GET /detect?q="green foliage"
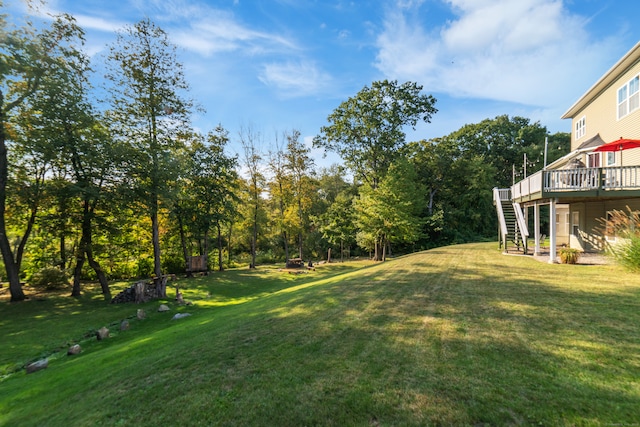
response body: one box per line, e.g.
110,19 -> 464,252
599,207 -> 640,271
136,257 -> 153,278
161,253 -> 186,275
354,158 -> 425,259
106,18 -> 194,280
29,267 -> 70,290
314,79 -> 437,189
0,11 -> 580,297
559,248 -> 581,264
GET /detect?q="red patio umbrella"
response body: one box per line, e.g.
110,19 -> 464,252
593,138 -> 640,165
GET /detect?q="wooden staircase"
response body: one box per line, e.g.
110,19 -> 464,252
493,188 -> 528,254
500,200 -> 527,252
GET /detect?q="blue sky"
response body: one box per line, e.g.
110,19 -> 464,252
8,0 -> 640,166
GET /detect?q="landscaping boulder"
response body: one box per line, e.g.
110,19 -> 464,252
158,304 -> 170,312
137,309 -> 146,320
96,327 -> 110,341
26,359 -> 48,374
67,344 -> 81,355
171,313 -> 192,320
120,320 -> 130,331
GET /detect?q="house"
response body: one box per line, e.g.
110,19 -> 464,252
494,41 -> 640,262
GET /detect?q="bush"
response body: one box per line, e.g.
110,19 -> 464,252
609,235 -> 640,272
30,267 -> 70,290
598,207 -> 640,272
559,248 -> 581,264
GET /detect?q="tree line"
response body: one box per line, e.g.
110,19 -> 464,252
0,9 -> 570,302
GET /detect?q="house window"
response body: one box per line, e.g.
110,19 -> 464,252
617,74 -> 640,119
571,211 -> 579,236
575,116 -> 586,140
587,152 -> 600,168
607,151 -> 616,166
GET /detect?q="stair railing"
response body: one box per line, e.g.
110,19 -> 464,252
512,202 -> 529,253
493,188 -> 509,250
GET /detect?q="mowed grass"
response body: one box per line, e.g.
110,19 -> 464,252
1,243 -> 639,426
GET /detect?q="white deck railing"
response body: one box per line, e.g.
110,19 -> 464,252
511,166 -> 640,199
544,168 -> 600,191
492,188 -> 508,240
512,170 -> 543,199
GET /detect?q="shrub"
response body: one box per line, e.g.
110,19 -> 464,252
597,207 -> 640,272
30,267 -> 70,290
559,248 -> 581,264
608,235 -> 640,272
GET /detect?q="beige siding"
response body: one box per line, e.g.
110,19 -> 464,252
556,205 -> 570,246
570,58 -> 640,160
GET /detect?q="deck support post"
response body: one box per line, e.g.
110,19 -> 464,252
534,202 -> 541,256
549,198 -> 557,263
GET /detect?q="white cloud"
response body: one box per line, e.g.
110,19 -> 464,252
73,14 -> 127,33
133,1 -> 297,57
258,61 -> 332,97
375,0 -> 619,109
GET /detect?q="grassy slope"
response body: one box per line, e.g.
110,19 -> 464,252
1,243 -> 639,426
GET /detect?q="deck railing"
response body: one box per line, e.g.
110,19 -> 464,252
512,170 -> 543,199
511,166 -> 640,199
544,168 -> 600,191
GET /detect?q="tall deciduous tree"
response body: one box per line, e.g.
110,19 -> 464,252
450,115 -> 549,188
0,9 -> 84,301
267,132 -> 293,262
314,80 -> 436,259
354,158 -> 425,261
181,126 -> 239,273
106,19 -> 193,297
313,80 -> 437,189
20,20 -> 117,299
284,129 -> 316,259
239,125 -> 264,269
318,189 -> 356,262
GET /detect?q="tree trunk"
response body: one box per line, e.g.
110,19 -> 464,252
217,222 -> 224,271
59,233 -> 66,270
283,230 -> 289,263
87,247 -> 110,301
327,247 -> 332,263
151,202 -> 163,279
0,97 -> 25,301
227,222 -> 233,267
203,229 -> 209,276
250,203 -> 257,269
71,249 -> 85,297
428,188 -> 437,215
71,198 -> 110,299
340,240 -> 344,263
15,179 -> 41,273
177,212 -> 191,277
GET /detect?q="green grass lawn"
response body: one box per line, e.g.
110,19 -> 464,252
1,243 -> 639,426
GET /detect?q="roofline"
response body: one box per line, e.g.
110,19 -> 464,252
561,41 -> 640,120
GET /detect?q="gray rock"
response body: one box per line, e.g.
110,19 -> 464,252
171,313 -> 192,320
26,359 -> 48,374
96,326 -> 110,341
67,344 -> 81,356
158,304 -> 170,312
137,309 -> 146,320
120,320 -> 130,331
